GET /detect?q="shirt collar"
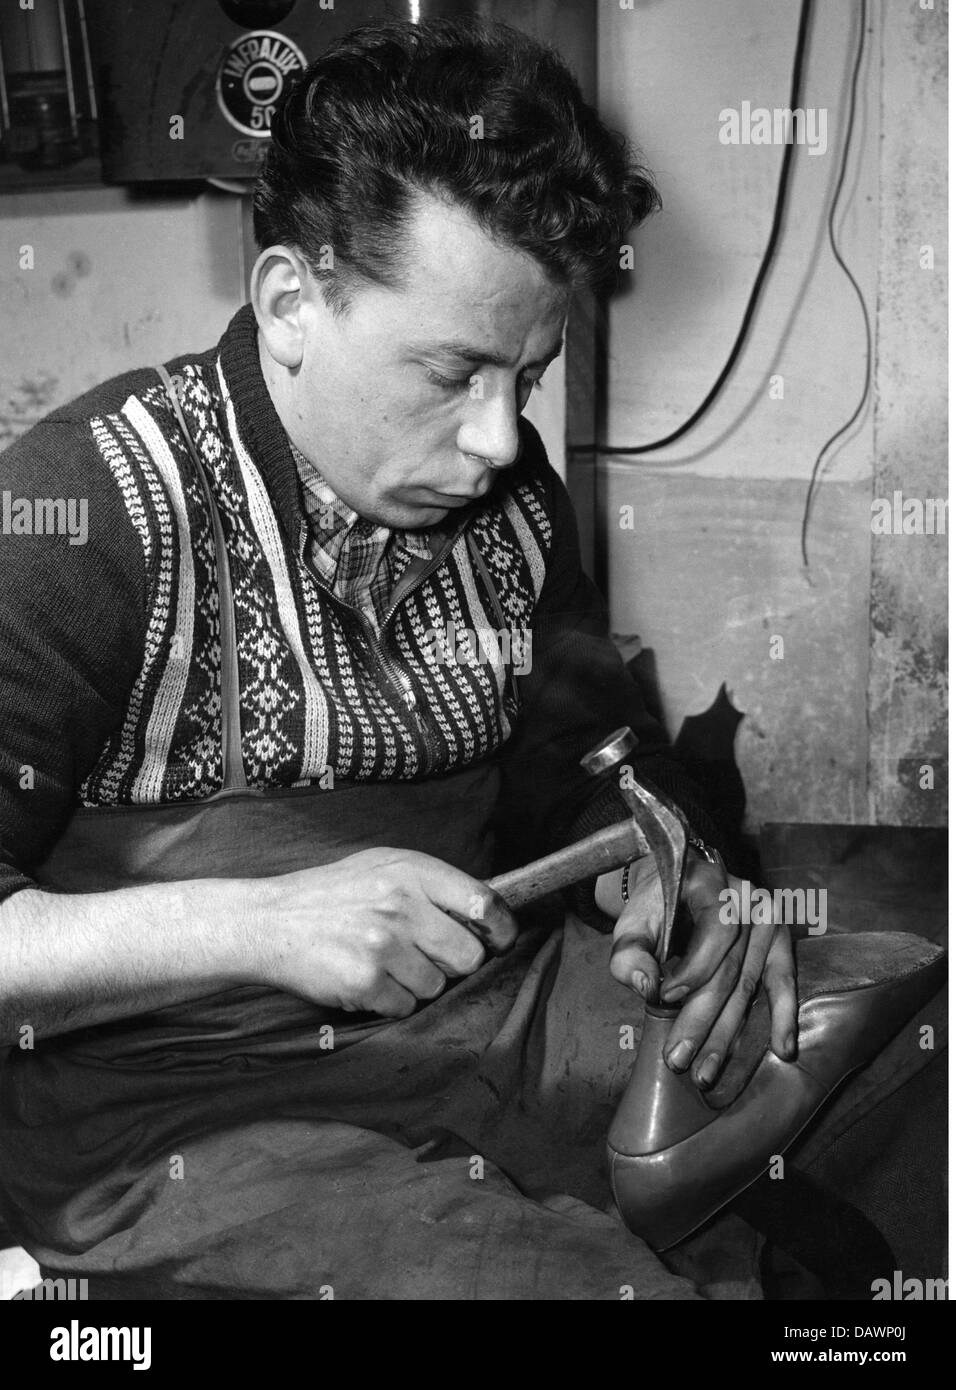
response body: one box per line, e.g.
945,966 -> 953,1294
290,436 -> 431,570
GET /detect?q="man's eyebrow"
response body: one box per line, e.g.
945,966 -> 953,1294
412,338 -> 565,369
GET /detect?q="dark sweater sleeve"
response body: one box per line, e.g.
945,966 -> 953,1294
0,420 -> 146,902
493,424 -> 735,928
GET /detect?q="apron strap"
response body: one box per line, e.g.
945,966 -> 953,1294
154,365 -> 248,794
466,531 -> 522,715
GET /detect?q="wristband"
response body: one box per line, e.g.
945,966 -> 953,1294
687,834 -> 727,874
621,835 -> 725,904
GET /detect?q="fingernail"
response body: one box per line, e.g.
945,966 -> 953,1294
784,1032 -> 797,1059
661,984 -> 689,1004
631,970 -> 649,998
695,1052 -> 721,1088
666,1039 -> 696,1071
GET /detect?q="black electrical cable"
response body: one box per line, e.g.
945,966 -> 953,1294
799,0 -> 870,570
570,0 -> 814,458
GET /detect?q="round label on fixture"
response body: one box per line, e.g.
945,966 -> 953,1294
217,30 -> 307,137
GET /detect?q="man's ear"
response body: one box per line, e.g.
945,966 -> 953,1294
250,246 -> 314,370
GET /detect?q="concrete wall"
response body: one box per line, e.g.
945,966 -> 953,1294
868,0 -> 948,824
1,188 -> 245,447
597,0 -> 946,829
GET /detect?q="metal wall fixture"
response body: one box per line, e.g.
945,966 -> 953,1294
0,0 -> 98,180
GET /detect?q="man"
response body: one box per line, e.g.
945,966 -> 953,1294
0,18 -> 936,1300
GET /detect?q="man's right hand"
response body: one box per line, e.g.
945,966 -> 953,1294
250,848 -> 519,1019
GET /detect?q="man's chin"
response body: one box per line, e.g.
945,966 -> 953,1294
380,497 -> 454,529
371,486 -> 488,529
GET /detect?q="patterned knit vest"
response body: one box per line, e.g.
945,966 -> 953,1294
78,340 -> 554,806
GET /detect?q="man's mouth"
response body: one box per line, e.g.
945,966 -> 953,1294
417,484 -> 493,506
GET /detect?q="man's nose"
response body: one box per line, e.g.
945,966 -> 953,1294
457,390 -> 522,471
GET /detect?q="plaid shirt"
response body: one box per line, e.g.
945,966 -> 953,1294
291,442 -> 432,632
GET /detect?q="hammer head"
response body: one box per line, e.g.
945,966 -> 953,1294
618,777 -> 690,965
581,728 -> 691,966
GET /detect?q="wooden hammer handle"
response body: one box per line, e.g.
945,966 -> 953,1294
487,819 -> 644,911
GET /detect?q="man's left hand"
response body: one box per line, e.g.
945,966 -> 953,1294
606,853 -> 798,1090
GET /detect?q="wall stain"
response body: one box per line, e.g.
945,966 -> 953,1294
50,272 -> 74,298
907,0 -> 947,90
0,375 -> 61,449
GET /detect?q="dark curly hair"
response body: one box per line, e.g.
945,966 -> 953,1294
253,16 -> 659,311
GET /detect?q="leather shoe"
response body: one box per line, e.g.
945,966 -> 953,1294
608,931 -> 945,1251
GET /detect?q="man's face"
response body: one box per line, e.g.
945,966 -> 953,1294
272,193 -> 569,528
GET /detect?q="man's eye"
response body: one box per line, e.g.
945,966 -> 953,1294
423,369 -> 545,393
425,369 -> 471,391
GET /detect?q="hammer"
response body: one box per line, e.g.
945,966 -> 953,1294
485,727 -> 690,967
